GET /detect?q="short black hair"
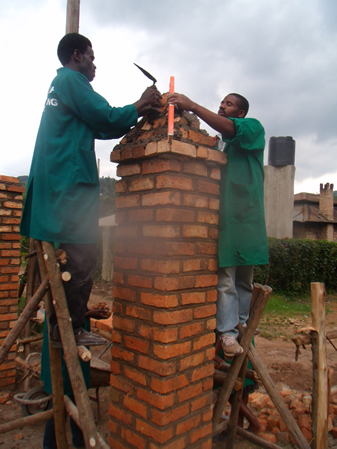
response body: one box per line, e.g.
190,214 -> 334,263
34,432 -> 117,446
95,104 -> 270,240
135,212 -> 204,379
229,93 -> 249,116
57,33 -> 92,66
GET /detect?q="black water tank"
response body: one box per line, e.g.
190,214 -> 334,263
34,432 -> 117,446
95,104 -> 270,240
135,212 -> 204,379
268,136 -> 295,166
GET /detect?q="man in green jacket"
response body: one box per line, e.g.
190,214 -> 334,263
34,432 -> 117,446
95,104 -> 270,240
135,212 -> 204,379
168,92 -> 268,357
21,33 -> 161,347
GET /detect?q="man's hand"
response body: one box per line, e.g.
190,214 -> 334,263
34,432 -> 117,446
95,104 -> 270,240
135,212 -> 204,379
167,93 -> 196,112
134,86 -> 162,116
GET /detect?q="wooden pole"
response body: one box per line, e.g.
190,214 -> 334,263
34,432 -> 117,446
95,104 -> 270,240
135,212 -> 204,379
0,409 -> 54,434
311,282 -> 328,449
66,0 -> 80,34
41,241 -> 101,449
35,241 -> 68,449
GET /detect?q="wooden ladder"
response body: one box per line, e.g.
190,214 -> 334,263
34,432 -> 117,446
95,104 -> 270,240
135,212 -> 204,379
212,283 -> 311,449
0,240 -> 109,449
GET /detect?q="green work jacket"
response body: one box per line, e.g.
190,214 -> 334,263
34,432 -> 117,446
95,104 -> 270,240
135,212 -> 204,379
218,117 -> 269,268
20,67 -> 138,244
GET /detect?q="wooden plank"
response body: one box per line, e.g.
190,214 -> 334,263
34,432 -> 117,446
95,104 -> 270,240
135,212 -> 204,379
311,282 -> 328,449
66,0 -> 80,33
0,409 -> 54,433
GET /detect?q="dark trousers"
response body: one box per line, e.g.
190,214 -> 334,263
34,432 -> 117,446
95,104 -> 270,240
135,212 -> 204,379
49,243 -> 97,331
43,396 -> 84,449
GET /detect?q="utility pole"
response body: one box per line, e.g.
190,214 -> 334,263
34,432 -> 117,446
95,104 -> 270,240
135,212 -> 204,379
66,0 -> 80,33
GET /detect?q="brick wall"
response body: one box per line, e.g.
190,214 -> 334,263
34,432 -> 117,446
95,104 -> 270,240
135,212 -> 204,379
109,99 -> 226,448
319,183 -> 334,221
0,175 -> 25,389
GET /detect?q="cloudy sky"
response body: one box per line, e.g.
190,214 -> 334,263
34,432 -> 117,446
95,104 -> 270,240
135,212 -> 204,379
1,0 -> 336,194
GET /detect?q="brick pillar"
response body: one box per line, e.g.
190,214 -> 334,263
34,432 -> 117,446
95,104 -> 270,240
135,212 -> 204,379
109,100 -> 226,448
319,183 -> 334,221
0,175 -> 25,389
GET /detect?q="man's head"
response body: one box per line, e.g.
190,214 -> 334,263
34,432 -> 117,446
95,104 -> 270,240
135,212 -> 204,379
218,93 -> 249,118
57,33 -> 96,82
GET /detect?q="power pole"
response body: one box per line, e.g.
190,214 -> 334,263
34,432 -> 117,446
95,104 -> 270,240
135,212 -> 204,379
66,0 -> 80,34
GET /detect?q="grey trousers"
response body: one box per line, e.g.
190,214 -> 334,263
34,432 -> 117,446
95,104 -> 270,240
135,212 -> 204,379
216,265 -> 254,338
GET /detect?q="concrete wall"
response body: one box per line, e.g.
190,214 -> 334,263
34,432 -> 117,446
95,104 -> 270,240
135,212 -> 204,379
264,165 -> 295,239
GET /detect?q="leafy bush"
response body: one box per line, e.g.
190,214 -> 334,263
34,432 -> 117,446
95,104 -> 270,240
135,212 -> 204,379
253,238 -> 337,295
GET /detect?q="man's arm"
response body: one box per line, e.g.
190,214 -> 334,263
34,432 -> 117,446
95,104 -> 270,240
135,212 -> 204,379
167,93 -> 236,138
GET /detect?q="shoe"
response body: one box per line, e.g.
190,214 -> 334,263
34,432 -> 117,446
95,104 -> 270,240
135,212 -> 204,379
219,335 -> 243,358
50,327 -> 106,348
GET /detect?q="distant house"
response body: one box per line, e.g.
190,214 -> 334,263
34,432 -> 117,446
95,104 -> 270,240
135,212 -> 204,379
293,183 -> 337,242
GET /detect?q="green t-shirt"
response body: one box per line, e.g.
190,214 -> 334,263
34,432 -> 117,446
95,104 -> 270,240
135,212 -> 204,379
218,117 -> 269,267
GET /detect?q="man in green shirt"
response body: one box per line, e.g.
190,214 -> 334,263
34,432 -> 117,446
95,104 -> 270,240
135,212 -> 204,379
168,92 -> 268,357
21,33 -> 161,347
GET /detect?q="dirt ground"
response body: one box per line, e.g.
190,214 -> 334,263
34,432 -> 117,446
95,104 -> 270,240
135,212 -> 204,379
1,284 -> 337,449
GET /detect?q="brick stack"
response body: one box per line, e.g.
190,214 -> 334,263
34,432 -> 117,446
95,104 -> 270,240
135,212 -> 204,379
109,96 -> 226,448
0,175 -> 24,389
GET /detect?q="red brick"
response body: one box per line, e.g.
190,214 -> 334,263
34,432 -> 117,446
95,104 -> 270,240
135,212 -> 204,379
155,242 -> 194,256
179,352 -> 205,371
113,316 -> 136,333
206,290 -> 217,303
182,259 -> 208,273
182,225 -> 208,239
114,225 -> 139,239
181,291 -> 206,305
189,423 -> 213,444
1,250 -> 20,257
191,364 -> 214,383
183,193 -> 209,209
148,438 -> 186,449
142,191 -> 181,207
142,224 -> 180,239
112,286 -> 136,302
151,403 -> 189,426
129,177 -> 155,192
123,366 -> 147,386
132,145 -> 146,159
110,360 -> 121,375
138,355 -> 176,377
113,271 -> 124,285
182,161 -> 208,177
193,334 -> 215,351
209,197 -> 220,210
120,428 -> 146,449
196,242 -> 217,255
154,276 -> 195,291
129,209 -> 154,222
196,211 -> 218,225
208,259 -> 218,272
153,309 -> 193,325
142,159 -> 181,174
1,234 -> 21,241
170,140 -> 196,158
140,292 -> 179,308
0,176 -> 19,183
2,218 -> 21,225
178,383 -> 203,403
116,163 -> 141,177
124,336 -> 149,354
194,304 -> 216,319
127,241 -> 154,255
0,267 -> 19,274
140,259 -> 180,275
150,374 -> 189,394
179,322 -> 204,339
156,208 -> 195,223
209,227 -> 219,240
115,195 -> 140,209
114,256 -> 138,270
209,167 -> 221,180
138,324 -> 178,343
0,243 -> 11,249
190,392 -> 213,412
0,226 -> 12,233
2,201 -> 22,209
195,275 -> 218,288
135,418 -> 173,444
153,341 -> 191,360
156,174 -> 193,191
176,414 -> 201,435
123,395 -> 147,419
111,330 -> 122,344
110,374 -> 134,394
109,403 -> 133,426
115,180 -> 126,193
12,210 -> 22,217
137,387 -> 175,410
188,130 -> 214,147
111,346 -> 135,363
127,274 -> 152,288
125,305 -> 152,321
